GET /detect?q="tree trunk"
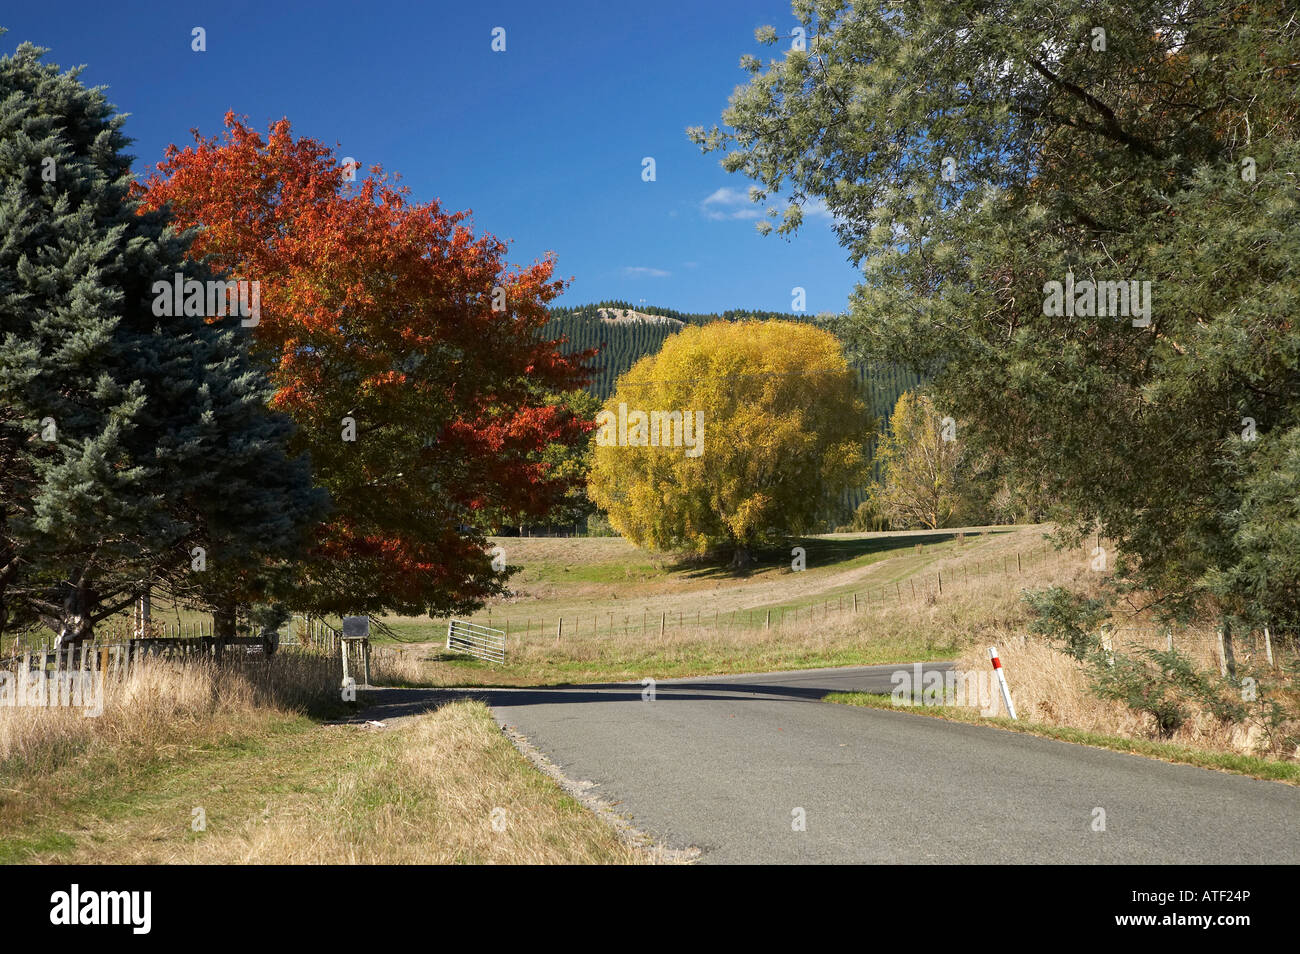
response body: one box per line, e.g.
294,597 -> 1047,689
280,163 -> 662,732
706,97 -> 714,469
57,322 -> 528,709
0,544 -> 17,639
54,576 -> 95,648
729,545 -> 752,570
1222,616 -> 1237,680
213,600 -> 238,660
139,587 -> 152,637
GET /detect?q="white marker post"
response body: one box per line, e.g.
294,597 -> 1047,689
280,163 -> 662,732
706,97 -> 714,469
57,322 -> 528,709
988,646 -> 1017,720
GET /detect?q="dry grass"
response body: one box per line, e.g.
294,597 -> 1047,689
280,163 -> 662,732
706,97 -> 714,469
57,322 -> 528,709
368,645 -> 436,686
371,530 -> 1089,686
956,628 -> 1300,760
125,701 -> 644,865
0,654 -> 642,864
383,524 -> 1041,639
0,652 -> 339,778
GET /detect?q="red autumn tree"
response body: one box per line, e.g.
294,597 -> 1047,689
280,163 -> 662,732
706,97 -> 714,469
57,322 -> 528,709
136,113 -> 592,617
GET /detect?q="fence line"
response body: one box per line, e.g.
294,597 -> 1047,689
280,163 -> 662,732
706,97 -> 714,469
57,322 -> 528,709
0,619 -> 349,684
0,638 -> 238,686
465,541 -> 1107,648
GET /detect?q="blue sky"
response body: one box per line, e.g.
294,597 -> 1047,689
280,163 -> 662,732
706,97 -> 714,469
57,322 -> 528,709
3,0 -> 863,315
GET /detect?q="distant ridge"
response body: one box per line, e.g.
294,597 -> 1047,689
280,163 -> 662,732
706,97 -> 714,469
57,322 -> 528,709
592,306 -> 685,327
548,298 -> 807,327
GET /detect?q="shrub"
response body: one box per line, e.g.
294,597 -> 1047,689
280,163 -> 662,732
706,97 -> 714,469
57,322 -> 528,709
1023,586 -> 1110,660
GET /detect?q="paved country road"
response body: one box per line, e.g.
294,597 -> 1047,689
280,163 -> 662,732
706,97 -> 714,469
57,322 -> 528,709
356,664 -> 1300,864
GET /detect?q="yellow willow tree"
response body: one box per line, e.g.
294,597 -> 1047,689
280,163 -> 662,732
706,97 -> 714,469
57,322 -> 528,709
587,320 -> 872,568
870,391 -> 964,530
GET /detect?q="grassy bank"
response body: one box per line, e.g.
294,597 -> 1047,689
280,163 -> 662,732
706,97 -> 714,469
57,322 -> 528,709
825,691 -> 1300,785
372,525 -> 1079,686
0,658 -> 641,864
382,525 -> 1033,643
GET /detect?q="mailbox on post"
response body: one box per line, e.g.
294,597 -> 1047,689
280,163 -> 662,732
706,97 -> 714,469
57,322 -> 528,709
340,616 -> 371,688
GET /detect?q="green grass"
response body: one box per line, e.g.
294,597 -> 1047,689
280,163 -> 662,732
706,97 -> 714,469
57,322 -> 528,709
0,710 -> 314,862
375,525 -> 1041,644
418,640 -> 963,687
825,691 -> 1300,785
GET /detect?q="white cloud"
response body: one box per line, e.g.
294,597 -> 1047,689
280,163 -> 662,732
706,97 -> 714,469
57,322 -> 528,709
622,266 -> 671,278
700,186 -> 762,221
803,196 -> 834,220
701,187 -> 840,227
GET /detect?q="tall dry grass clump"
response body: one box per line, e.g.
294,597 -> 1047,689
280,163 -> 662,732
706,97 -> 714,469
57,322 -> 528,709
0,651 -> 340,781
367,645 -> 434,686
957,626 -> 1300,760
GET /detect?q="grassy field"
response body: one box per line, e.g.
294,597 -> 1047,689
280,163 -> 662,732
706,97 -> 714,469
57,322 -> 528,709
370,525 -> 1070,685
0,659 -> 640,864
390,525 -> 1032,638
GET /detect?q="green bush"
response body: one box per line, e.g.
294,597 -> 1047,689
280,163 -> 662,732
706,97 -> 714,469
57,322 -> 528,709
1022,586 -> 1110,660
1088,647 -> 1210,738
585,511 -> 619,537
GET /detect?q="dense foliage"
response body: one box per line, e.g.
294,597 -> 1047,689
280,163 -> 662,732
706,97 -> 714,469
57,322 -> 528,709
546,302 -> 924,517
136,115 -> 592,619
587,320 -> 873,565
692,0 -> 1300,632
0,39 -> 322,642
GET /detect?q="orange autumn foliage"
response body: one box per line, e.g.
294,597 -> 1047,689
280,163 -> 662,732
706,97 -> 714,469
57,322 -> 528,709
135,113 -> 592,615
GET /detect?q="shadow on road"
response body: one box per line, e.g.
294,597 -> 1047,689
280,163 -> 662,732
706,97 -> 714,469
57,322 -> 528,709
345,662 -> 956,723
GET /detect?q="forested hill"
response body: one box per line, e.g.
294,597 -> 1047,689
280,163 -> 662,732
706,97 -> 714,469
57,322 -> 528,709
543,302 -> 925,507
544,300 -> 837,397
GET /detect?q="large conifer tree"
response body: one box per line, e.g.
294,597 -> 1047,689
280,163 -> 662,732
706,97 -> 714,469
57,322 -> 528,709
0,34 -> 324,643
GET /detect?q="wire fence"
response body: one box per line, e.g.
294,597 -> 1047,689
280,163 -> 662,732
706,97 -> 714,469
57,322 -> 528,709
1,614 -> 348,665
464,541 -> 1093,648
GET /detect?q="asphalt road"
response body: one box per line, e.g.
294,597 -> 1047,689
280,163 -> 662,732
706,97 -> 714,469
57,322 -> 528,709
357,664 -> 1300,864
